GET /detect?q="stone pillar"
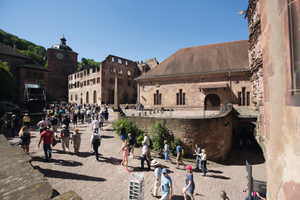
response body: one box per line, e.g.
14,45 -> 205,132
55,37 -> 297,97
113,77 -> 120,121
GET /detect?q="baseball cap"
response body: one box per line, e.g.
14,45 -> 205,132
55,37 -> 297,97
185,165 -> 192,170
162,168 -> 167,174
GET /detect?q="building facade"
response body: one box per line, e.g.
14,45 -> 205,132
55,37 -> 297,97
47,37 -> 78,101
258,0 -> 300,199
135,40 -> 252,112
0,42 -> 49,99
68,55 -> 140,105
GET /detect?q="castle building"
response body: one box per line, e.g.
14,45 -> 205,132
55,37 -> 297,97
135,40 -> 252,112
47,37 -> 78,101
68,55 -> 140,105
0,42 -> 49,95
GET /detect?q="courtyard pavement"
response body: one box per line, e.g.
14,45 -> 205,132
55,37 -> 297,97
7,109 -> 266,200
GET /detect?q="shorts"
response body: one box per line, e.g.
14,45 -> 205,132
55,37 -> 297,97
185,185 -> 194,194
99,122 -> 103,127
22,140 -> 30,146
121,134 -> 126,140
177,154 -> 182,161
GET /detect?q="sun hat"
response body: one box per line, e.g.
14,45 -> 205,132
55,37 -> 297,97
185,165 -> 192,170
162,168 -> 167,174
151,159 -> 159,166
62,124 -> 67,128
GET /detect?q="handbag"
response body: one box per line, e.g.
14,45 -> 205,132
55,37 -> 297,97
52,139 -> 58,147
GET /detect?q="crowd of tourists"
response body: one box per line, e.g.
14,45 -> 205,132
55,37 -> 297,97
0,101 -> 266,200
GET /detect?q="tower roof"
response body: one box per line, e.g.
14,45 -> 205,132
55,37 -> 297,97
50,36 -> 74,52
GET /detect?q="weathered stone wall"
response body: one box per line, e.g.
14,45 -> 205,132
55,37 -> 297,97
127,108 -> 233,161
260,0 -> 300,199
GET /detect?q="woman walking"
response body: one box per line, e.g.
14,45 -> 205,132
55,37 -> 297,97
19,126 -> 31,154
164,140 -> 172,162
182,165 -> 195,200
200,149 -> 207,176
117,140 -> 130,172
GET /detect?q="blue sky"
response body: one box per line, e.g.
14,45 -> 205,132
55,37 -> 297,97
0,0 -> 249,63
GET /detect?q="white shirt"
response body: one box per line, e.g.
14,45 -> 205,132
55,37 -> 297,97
86,110 -> 92,115
143,136 -> 150,146
92,120 -> 99,128
91,133 -> 101,140
200,153 -> 207,161
142,145 -> 148,155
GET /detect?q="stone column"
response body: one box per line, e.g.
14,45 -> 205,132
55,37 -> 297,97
113,77 -> 120,121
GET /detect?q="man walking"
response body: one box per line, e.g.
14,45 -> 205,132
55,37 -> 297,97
128,133 -> 136,157
120,124 -> 126,142
50,115 -> 58,138
193,144 -> 201,170
174,142 -> 185,169
11,114 -> 20,137
38,127 -> 54,162
151,159 -> 162,198
91,117 -> 100,133
91,130 -> 101,161
160,168 -> 172,200
140,141 -> 150,170
60,125 -> 70,153
143,133 -> 151,160
62,115 -> 70,129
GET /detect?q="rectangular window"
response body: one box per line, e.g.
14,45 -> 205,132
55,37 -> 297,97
92,68 -> 96,73
84,81 -> 86,86
39,73 -> 44,79
128,80 -> 131,86
93,78 -> 95,84
26,71 -> 31,79
33,72 -> 38,79
118,58 -> 122,64
112,57 -> 114,62
97,77 -> 100,83
117,68 -> 122,74
87,80 -> 90,85
238,92 -> 242,106
84,71 -> 86,76
242,87 -> 246,106
154,90 -> 162,105
110,68 -> 115,73
176,89 -> 185,105
247,92 -> 250,106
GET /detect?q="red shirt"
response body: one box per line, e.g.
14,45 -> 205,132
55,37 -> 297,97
40,130 -> 53,144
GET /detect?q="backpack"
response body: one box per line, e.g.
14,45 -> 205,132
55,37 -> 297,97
22,132 -> 30,141
92,134 -> 101,146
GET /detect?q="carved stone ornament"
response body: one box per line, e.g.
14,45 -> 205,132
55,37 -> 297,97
155,82 -> 160,88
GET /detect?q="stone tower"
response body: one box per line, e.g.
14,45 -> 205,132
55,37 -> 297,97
47,36 -> 78,101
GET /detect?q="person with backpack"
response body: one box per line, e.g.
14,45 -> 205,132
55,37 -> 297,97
19,126 -> 31,154
60,125 -> 70,153
50,115 -> 59,139
62,115 -> 71,129
117,140 -> 130,172
91,130 -> 101,161
174,142 -> 185,169
37,118 -> 47,134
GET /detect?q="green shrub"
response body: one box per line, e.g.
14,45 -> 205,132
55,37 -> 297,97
113,118 -> 144,146
149,121 -> 181,155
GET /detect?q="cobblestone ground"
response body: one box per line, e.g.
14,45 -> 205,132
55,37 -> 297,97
7,109 -> 266,200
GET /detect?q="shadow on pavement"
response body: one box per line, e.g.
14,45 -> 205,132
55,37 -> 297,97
218,149 -> 265,166
207,169 -> 223,174
75,151 -> 94,158
206,174 -> 231,180
98,156 -> 123,165
101,135 -> 114,139
131,167 -> 151,172
31,156 -> 83,167
33,166 -> 106,182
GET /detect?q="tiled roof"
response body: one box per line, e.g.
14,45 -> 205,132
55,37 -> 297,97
0,42 -> 29,59
18,60 -> 49,71
136,40 -> 249,80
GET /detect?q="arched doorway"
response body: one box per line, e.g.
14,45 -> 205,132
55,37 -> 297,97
86,91 -> 89,104
204,94 -> 220,110
93,91 -> 97,104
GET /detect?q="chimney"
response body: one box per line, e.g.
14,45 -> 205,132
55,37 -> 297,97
13,43 -> 16,50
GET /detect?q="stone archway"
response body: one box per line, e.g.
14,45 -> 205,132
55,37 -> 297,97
204,93 -> 220,110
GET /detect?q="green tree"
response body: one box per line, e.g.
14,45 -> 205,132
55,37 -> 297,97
0,60 -> 17,101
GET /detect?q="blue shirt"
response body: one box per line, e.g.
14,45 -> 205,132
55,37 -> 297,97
161,174 -> 172,194
176,145 -> 182,155
185,173 -> 195,188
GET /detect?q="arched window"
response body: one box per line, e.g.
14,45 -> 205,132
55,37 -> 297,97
204,94 -> 220,110
70,95 -> 73,101
93,90 -> 97,103
86,91 -> 89,103
75,94 -> 78,101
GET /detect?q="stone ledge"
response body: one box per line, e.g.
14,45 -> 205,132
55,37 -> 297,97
0,134 -> 82,200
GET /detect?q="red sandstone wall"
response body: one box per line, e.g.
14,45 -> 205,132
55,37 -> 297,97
261,0 -> 300,199
127,109 -> 233,161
